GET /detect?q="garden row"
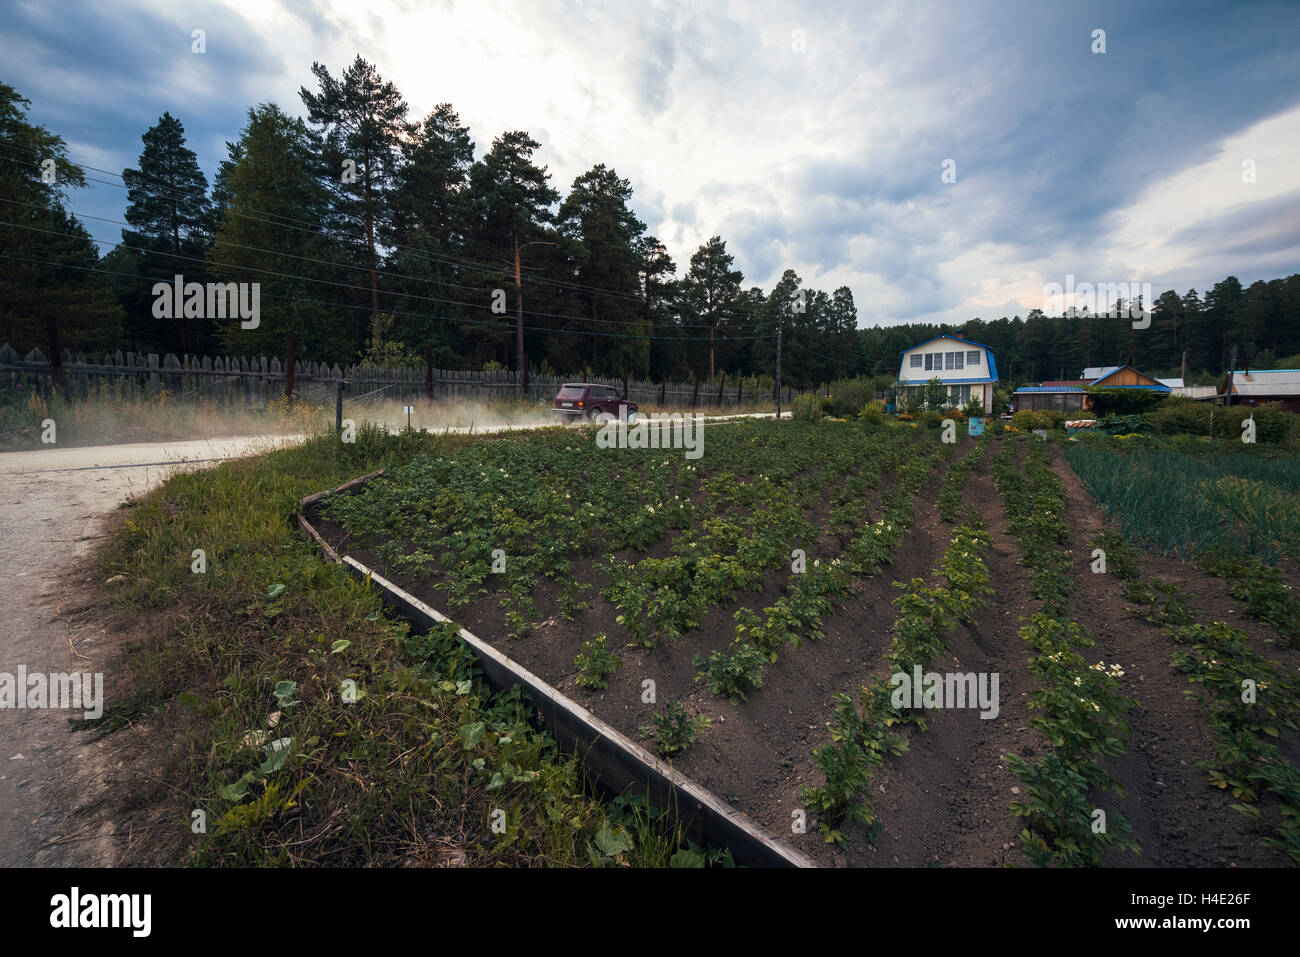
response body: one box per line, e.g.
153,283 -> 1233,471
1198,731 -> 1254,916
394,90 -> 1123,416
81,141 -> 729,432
991,437 -> 1140,865
1088,531 -> 1300,864
801,437 -> 993,844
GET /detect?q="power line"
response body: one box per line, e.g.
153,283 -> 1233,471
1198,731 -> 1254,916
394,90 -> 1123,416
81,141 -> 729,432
0,250 -> 776,345
0,136 -> 797,325
1,214 -> 790,344
0,138 -> 680,309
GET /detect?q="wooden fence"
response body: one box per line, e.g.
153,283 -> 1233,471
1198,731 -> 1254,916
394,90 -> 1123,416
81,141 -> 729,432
0,344 -> 796,409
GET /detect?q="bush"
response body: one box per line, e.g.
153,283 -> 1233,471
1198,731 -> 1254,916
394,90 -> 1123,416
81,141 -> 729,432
1086,388 -> 1167,417
1147,399 -> 1289,443
919,409 -> 945,428
694,643 -> 766,704
1146,397 -> 1211,437
859,400 -> 884,424
829,378 -> 875,418
1094,414 -> 1153,436
1012,409 -> 1067,432
792,393 -> 823,421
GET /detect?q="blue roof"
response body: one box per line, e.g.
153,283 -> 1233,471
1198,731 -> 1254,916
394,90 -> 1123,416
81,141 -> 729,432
898,335 -> 998,382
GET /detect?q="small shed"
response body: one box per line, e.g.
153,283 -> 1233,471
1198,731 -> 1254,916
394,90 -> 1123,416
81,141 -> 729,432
1222,370 -> 1300,413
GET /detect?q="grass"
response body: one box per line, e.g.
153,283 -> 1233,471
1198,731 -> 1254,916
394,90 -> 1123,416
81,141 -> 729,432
97,422 -> 689,866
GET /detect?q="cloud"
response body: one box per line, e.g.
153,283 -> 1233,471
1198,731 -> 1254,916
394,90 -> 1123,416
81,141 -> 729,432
1,0 -> 1296,331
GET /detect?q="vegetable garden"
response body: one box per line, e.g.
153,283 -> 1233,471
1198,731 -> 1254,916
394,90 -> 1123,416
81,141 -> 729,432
312,417 -> 1300,866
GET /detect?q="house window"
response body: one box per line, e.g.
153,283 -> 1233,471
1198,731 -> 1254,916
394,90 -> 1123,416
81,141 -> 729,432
945,352 -> 963,370
924,353 -> 933,371
910,354 -> 922,369
967,351 -> 981,365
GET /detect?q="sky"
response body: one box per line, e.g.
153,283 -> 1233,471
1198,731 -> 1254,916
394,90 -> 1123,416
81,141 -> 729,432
2,0 -> 1298,329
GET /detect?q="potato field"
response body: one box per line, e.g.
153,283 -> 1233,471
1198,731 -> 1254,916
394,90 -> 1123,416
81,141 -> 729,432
313,418 -> 1300,867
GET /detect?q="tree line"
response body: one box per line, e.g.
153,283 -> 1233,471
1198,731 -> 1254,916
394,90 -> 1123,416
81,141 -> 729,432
859,276 -> 1300,388
0,63 -> 856,387
2,60 -> 1298,391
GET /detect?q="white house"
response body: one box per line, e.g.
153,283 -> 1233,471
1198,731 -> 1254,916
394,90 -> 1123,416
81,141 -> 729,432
895,335 -> 998,411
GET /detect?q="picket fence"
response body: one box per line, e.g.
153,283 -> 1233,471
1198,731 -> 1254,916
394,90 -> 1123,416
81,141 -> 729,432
0,344 -> 794,409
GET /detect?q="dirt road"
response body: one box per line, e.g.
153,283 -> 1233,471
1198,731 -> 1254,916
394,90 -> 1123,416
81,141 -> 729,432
0,435 -> 304,866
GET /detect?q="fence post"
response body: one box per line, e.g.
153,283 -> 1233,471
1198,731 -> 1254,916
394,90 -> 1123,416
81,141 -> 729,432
336,378 -> 347,435
285,335 -> 296,400
717,373 -> 725,406
44,316 -> 64,391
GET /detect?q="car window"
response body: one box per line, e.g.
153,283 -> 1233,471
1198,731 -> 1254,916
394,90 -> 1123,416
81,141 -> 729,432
557,385 -> 584,398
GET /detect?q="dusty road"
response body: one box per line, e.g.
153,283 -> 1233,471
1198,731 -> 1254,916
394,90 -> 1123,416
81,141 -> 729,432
0,435 -> 304,866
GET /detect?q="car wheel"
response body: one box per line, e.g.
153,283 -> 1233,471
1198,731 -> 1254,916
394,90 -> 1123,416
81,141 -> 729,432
587,407 -> 602,422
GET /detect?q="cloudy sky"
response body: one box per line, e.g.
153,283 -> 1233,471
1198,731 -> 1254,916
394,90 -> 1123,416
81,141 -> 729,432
3,0 -> 1298,328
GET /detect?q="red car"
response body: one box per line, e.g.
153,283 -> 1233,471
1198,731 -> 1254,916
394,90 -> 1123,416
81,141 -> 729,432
553,382 -> 639,422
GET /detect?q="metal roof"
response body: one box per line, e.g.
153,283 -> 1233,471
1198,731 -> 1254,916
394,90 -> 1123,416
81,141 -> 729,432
1230,370 -> 1300,396
1082,366 -> 1118,380
1016,386 -> 1085,393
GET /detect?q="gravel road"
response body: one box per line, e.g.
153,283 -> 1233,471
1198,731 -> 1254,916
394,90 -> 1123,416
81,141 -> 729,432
0,435 -> 304,866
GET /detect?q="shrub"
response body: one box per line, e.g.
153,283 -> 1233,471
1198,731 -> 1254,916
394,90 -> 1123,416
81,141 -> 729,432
1012,409 -> 1066,432
829,378 -> 875,417
792,393 -> 823,421
1086,387 -> 1166,417
859,400 -> 884,424
1148,399 -> 1288,443
919,409 -> 945,429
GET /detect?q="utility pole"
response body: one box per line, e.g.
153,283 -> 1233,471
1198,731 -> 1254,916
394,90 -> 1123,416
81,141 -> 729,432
511,234 -> 558,395
775,303 -> 784,419
1226,344 -> 1238,407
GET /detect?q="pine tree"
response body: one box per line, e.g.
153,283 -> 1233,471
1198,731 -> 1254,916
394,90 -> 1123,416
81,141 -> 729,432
0,82 -> 123,353
465,131 -> 561,370
557,164 -> 645,377
680,237 -> 743,378
122,112 -> 212,353
384,103 -> 476,366
210,104 -> 350,361
300,56 -> 410,328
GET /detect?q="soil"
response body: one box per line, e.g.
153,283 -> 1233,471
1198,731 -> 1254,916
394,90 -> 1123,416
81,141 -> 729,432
312,431 -> 1299,867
